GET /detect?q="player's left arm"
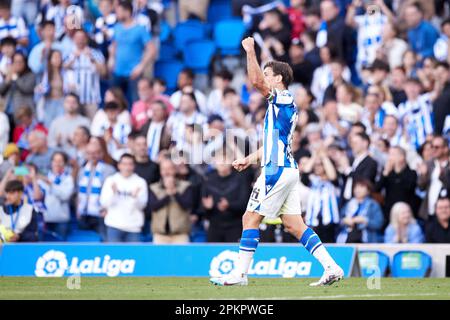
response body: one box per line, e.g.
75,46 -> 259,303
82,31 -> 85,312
242,37 -> 271,98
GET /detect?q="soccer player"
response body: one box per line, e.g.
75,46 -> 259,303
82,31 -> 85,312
210,37 -> 344,287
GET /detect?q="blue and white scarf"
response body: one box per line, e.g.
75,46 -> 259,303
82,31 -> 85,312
77,161 -> 105,217
305,176 -> 340,227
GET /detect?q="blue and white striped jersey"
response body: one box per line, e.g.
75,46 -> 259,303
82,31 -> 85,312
261,89 -> 298,168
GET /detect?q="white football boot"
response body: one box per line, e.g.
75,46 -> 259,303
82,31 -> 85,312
210,273 -> 248,286
309,265 -> 344,287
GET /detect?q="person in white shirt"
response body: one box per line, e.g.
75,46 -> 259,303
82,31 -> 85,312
0,108 -> 9,153
40,151 -> 74,240
100,153 -> 148,242
170,69 -> 207,114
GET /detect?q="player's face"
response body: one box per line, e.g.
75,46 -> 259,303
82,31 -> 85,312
263,67 -> 281,89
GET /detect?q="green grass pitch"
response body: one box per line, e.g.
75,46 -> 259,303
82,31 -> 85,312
0,277 -> 449,300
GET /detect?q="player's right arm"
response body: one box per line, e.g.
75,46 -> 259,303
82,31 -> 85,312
242,37 -> 271,98
232,147 -> 263,172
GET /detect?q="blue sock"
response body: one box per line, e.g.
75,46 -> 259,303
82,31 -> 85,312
300,228 -> 323,255
239,229 -> 260,253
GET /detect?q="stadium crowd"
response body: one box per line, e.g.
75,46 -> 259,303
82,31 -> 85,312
0,0 -> 449,245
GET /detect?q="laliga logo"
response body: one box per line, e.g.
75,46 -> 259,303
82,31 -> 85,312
35,250 -> 136,277
209,250 -> 312,278
35,250 -> 68,277
209,250 -> 239,277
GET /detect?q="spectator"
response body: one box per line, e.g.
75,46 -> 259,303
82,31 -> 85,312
25,130 -> 54,175
140,100 -> 171,162
108,0 -> 156,104
0,101 -> 8,151
301,147 -> 340,243
284,0 -> 306,40
130,77 -> 163,131
321,99 -> 349,140
67,125 -> 90,171
294,86 -> 319,128
0,179 -> 38,242
388,66 -> 407,107
35,49 -> 76,127
40,151 -> 74,240
37,0 -> 83,40
0,36 -> 16,83
206,69 -> 234,117
201,153 -> 250,242
417,135 -> 450,220
149,158 -> 194,244
335,82 -> 363,124
94,0 -> 117,55
434,18 -> 450,63
432,62 -> 450,136
425,195 -> 450,243
0,143 -> 18,180
289,38 -> 314,87
342,132 -> 378,201
0,52 -> 36,118
76,139 -> 116,237
131,133 -> 160,185
377,21 -> 408,69
167,91 -> 207,150
100,153 -> 148,242
337,179 -> 384,243
28,20 -> 63,75
170,68 -> 208,114
376,146 -> 418,224
64,29 -> 106,119
404,2 -> 439,60
0,0 -> 28,47
91,87 -> 131,136
47,93 -> 90,150
258,8 -> 291,62
384,201 -> 425,243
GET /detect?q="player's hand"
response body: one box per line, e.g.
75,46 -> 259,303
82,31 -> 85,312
232,157 -> 250,172
242,37 -> 255,53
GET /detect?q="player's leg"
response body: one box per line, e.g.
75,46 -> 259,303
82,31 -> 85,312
210,210 -> 263,286
281,214 -> 343,286
280,179 -> 344,286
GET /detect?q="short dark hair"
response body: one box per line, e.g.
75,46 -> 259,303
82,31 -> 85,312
5,180 -> 24,193
0,0 -> 11,10
0,36 -> 16,47
223,87 -> 237,96
436,61 -> 450,70
355,132 -> 371,145
353,179 -> 374,194
215,69 -> 233,81
77,125 -> 91,140
51,151 -> 69,164
180,68 -> 195,80
103,101 -> 120,111
119,153 -> 135,164
40,19 -> 55,28
118,0 -> 133,13
154,77 -> 167,87
263,61 -> 293,88
65,92 -> 81,105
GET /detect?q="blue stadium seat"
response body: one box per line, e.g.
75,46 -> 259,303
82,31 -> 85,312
183,39 -> 216,73
154,59 -> 184,93
66,230 -> 102,242
358,250 -> 390,277
159,21 -> 172,43
40,230 -> 64,242
159,43 -> 178,61
213,19 -> 246,56
391,250 -> 432,278
173,20 -> 209,52
207,0 -> 233,24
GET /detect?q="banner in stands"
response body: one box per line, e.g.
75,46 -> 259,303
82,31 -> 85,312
0,244 -> 355,277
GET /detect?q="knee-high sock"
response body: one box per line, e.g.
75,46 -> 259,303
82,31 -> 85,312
236,229 -> 260,277
300,227 -> 337,270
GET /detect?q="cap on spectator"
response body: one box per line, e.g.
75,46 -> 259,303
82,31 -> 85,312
304,123 -> 322,135
3,143 -> 19,158
207,114 -> 224,124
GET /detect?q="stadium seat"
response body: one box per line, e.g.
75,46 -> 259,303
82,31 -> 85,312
159,43 -> 178,61
154,59 -> 184,93
173,20 -> 209,52
40,230 -> 64,242
183,39 -> 216,73
159,21 -> 172,43
213,19 -> 246,56
207,0 -> 233,24
391,250 -> 432,278
358,250 -> 390,277
66,230 -> 102,242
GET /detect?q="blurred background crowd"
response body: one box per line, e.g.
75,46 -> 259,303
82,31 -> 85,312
0,0 -> 449,245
